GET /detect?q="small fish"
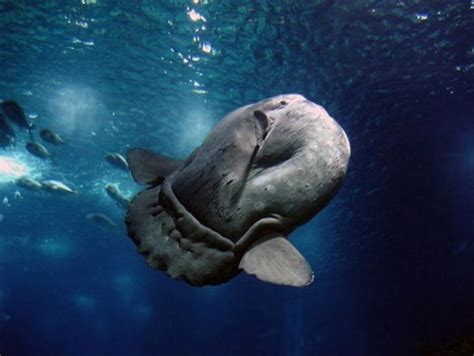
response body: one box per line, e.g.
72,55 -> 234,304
105,152 -> 129,172
15,176 -> 43,191
86,213 -> 117,230
26,141 -> 52,160
1,100 -> 32,130
2,197 -> 9,208
105,184 -> 130,210
41,180 -> 77,195
13,191 -> 22,200
0,113 -> 15,149
40,128 -> 67,145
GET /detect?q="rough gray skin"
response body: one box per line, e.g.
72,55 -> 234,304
126,94 -> 350,287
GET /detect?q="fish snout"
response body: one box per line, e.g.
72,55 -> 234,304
242,99 -> 350,226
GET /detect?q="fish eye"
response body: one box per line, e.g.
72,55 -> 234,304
280,100 -> 287,105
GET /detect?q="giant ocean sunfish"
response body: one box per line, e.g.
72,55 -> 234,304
126,94 -> 350,287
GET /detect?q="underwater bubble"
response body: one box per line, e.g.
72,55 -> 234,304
413,12 -> 429,23
201,42 -> 212,54
187,9 -> 206,22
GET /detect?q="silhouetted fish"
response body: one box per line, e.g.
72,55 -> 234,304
15,176 -> 43,191
41,180 -> 76,195
105,184 -> 130,210
40,128 -> 67,145
25,141 -> 52,160
105,152 -> 129,172
1,100 -> 32,130
87,213 -> 117,230
0,113 -> 15,149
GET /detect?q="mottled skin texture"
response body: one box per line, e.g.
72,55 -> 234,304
126,94 -> 350,286
172,94 -> 350,240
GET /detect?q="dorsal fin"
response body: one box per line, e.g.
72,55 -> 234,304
127,148 -> 183,185
239,234 -> 314,287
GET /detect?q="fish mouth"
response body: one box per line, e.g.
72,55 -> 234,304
161,178 -> 289,260
126,180 -> 238,286
127,177 -> 289,285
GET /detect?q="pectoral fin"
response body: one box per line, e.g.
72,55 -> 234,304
239,234 -> 314,287
127,148 -> 184,185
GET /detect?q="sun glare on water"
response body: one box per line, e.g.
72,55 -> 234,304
0,156 -> 30,182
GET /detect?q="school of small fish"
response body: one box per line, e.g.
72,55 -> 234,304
0,99 -> 130,230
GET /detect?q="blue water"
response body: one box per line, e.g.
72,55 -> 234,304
1,1 -> 473,355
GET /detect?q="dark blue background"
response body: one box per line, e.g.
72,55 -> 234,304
0,1 -> 473,355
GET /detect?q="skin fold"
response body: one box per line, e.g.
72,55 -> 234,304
126,94 -> 350,287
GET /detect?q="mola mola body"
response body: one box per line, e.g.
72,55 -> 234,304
126,94 -> 350,287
